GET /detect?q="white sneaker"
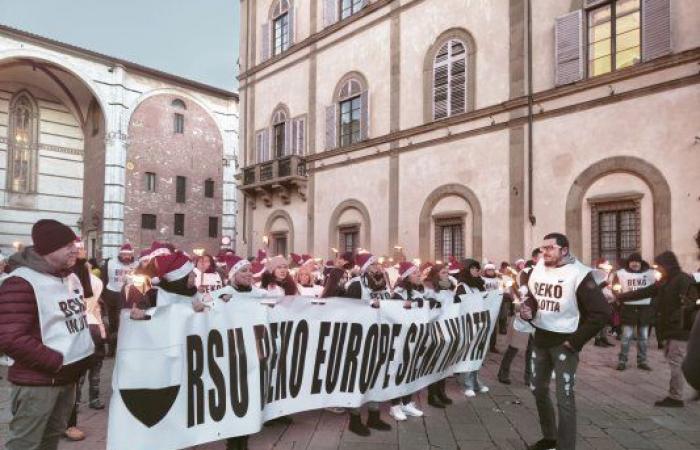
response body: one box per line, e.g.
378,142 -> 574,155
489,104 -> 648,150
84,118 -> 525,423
401,402 -> 424,417
390,405 -> 407,421
479,385 -> 490,394
464,389 -> 476,397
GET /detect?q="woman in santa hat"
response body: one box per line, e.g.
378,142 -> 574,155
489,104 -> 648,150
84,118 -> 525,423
222,256 -> 267,298
423,263 -> 457,407
193,253 -> 223,293
388,261 -> 426,421
455,259 -> 490,397
260,255 -> 298,297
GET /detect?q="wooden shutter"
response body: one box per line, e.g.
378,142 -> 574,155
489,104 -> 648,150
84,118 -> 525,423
255,130 -> 264,162
449,41 -> 467,115
433,43 -> 449,120
642,0 -> 671,61
359,91 -> 369,141
288,7 -> 295,46
261,23 -> 270,62
292,117 -> 306,154
323,0 -> 338,28
325,105 -> 336,150
284,120 -> 292,156
554,10 -> 584,86
262,129 -> 270,161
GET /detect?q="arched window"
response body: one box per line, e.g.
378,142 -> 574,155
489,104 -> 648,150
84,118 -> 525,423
433,39 -> 467,120
171,98 -> 187,109
271,107 -> 289,158
7,91 -> 39,193
272,0 -> 291,56
326,73 -> 368,150
172,98 -> 186,134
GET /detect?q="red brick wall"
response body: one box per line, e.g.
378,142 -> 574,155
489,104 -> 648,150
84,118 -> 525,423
125,94 -> 223,254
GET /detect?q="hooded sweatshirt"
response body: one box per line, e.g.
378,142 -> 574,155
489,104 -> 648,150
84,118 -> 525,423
0,247 -> 93,385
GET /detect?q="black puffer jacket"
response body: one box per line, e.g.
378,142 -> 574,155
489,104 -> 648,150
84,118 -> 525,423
618,251 -> 697,341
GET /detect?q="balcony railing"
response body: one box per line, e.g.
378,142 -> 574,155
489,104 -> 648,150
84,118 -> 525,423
241,155 -> 307,187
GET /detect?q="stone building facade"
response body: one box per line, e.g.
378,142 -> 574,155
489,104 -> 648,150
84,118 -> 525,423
236,0 -> 700,270
0,25 -> 239,258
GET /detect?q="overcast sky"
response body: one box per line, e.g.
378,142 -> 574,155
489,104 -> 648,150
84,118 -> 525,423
0,0 -> 239,92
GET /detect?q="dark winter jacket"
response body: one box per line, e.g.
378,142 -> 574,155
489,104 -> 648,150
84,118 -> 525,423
0,247 -> 93,386
617,251 -> 698,341
683,314 -> 700,391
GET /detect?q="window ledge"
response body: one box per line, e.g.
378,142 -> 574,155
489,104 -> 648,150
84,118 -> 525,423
586,191 -> 644,204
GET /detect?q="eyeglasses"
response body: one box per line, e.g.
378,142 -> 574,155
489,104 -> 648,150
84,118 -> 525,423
539,244 -> 562,252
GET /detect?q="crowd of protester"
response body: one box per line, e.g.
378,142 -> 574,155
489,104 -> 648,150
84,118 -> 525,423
0,219 -> 698,450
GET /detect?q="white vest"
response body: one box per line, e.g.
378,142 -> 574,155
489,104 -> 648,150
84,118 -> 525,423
193,268 -> 223,293
155,287 -> 196,307
106,259 -> 134,292
424,287 -> 456,305
528,259 -> 592,334
393,286 -> 426,301
298,284 -> 323,298
482,276 -> 501,292
348,276 -> 391,301
11,267 -> 94,365
616,269 -> 654,306
86,273 -> 104,325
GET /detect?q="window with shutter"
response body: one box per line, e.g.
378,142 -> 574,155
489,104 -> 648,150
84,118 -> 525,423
555,10 -> 584,85
335,76 -> 366,147
271,107 -> 288,158
432,39 -> 467,120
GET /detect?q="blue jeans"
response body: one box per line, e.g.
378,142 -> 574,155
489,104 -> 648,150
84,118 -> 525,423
619,324 -> 648,364
460,371 -> 484,391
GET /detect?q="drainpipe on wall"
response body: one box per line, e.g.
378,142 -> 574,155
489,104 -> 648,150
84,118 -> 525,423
527,0 -> 536,227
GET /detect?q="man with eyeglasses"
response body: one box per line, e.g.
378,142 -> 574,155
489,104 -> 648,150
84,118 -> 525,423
520,233 -> 611,450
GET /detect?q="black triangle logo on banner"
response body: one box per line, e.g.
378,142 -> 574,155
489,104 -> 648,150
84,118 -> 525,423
120,386 -> 180,428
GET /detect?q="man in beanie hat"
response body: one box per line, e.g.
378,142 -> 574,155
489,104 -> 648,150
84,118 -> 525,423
610,253 -> 655,371
101,242 -> 136,356
0,219 -> 94,450
343,252 -> 393,435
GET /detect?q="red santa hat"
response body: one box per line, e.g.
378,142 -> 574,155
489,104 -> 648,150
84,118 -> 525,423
355,252 -> 376,273
119,243 -> 134,254
251,261 -> 265,278
138,248 -> 151,263
154,251 -> 194,283
290,253 -> 303,266
447,256 -> 461,274
227,255 -> 251,277
419,261 -> 434,276
149,241 -> 173,259
398,261 -> 418,279
257,249 -> 268,263
484,263 -> 496,271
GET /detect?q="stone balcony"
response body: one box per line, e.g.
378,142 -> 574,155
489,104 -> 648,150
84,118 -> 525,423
238,155 -> 307,208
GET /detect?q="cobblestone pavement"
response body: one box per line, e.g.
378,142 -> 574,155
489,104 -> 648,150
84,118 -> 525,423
2,335 -> 699,450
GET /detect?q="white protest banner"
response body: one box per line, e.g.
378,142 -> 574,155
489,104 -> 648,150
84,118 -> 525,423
107,291 -> 502,450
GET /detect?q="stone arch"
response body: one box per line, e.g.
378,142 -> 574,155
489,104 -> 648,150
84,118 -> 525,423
0,48 -> 110,120
422,27 -> 477,123
419,183 -> 482,261
328,199 -> 372,254
264,209 -> 295,254
565,156 -> 672,257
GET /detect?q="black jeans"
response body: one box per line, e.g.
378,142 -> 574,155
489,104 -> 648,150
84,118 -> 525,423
531,344 -> 579,450
102,289 -> 121,354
